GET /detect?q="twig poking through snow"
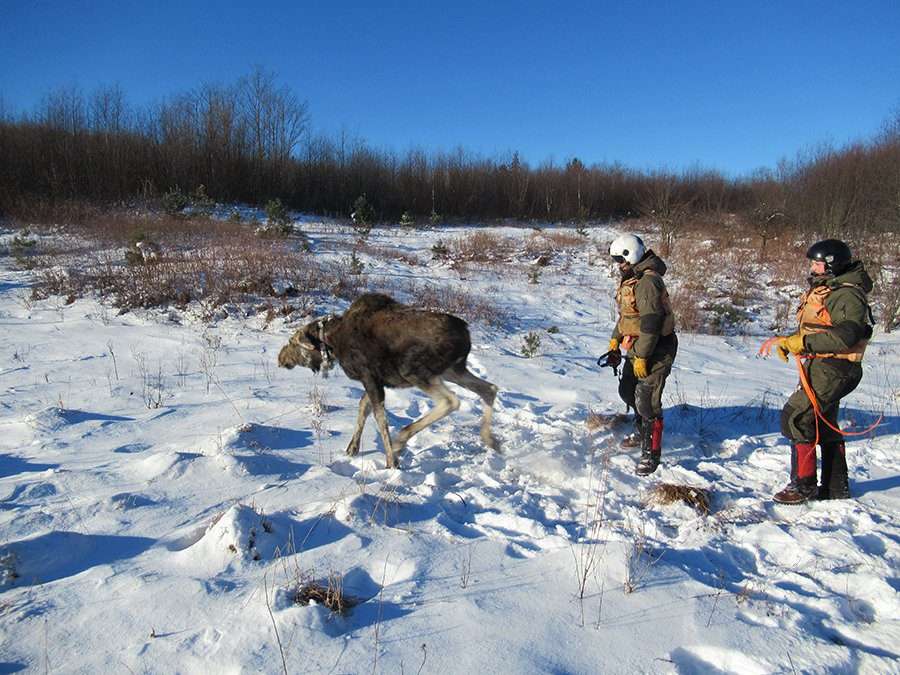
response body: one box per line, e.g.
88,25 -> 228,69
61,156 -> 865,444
264,571 -> 288,675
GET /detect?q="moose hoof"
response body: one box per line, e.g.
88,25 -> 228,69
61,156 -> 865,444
345,445 -> 360,457
482,433 -> 501,452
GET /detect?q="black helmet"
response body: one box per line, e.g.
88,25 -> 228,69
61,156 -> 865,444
806,239 -> 852,275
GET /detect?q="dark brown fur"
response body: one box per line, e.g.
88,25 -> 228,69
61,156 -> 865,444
278,293 -> 498,468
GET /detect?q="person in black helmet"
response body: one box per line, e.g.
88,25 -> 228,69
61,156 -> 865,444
766,239 -> 874,504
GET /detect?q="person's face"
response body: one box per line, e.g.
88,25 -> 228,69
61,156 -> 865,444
612,255 -> 631,273
810,260 -> 826,275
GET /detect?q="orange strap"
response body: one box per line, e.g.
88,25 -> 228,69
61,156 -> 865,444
793,353 -> 882,446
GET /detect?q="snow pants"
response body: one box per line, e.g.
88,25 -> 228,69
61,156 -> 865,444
780,359 -> 862,444
619,349 -> 676,422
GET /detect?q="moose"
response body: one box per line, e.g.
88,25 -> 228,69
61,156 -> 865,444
278,293 -> 498,468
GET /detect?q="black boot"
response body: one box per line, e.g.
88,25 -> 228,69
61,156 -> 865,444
622,416 -> 643,448
635,418 -> 662,476
819,441 -> 850,500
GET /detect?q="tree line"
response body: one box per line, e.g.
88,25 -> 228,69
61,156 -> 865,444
1,69 -> 899,237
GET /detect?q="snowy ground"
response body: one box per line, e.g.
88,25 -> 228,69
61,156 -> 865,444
1,221 -> 899,674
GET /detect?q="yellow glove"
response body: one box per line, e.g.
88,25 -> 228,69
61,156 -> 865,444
633,357 -> 649,379
609,338 -> 620,352
776,333 -> 805,362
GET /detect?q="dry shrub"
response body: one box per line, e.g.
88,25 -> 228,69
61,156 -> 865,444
32,235 -> 340,315
5,198 -> 106,228
663,225 -> 810,334
666,241 -> 713,333
294,571 -> 356,614
10,201 -> 251,250
645,483 -> 711,515
585,410 -> 629,433
354,241 -> 421,266
386,279 -> 509,327
450,231 -> 518,263
410,284 -> 509,326
525,230 -> 586,255
444,229 -> 589,273
668,286 -> 705,334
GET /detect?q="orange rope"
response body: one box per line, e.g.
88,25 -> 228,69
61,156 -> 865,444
793,353 -> 883,446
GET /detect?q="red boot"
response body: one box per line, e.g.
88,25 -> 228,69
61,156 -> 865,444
636,418 -> 663,476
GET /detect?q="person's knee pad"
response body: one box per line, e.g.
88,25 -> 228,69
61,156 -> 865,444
781,402 -> 814,442
779,404 -> 795,439
635,383 -> 657,420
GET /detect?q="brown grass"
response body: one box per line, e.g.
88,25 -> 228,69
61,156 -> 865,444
644,483 -> 711,515
353,241 -> 422,267
294,573 -> 356,614
660,224 -> 813,334
7,200 -> 251,248
525,230 -> 587,253
450,231 -> 518,263
22,208 -> 508,327
379,278 -> 509,327
585,410 -> 629,433
30,234 -> 339,316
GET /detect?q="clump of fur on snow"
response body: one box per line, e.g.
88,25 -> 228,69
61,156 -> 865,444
644,483 -> 711,515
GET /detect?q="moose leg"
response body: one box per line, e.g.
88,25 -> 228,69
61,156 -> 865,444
366,383 -> 399,469
393,377 -> 460,449
445,365 -> 499,450
345,393 -> 371,456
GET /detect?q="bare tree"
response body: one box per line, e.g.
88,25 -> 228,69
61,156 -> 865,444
637,171 -> 695,256
748,170 -> 788,261
239,65 -> 309,165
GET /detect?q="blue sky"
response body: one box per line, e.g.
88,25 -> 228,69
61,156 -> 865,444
2,0 -> 899,176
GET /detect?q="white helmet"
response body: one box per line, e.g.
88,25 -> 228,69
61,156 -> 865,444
609,234 -> 645,265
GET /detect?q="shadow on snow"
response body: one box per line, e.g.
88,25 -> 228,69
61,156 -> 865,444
3,531 -> 154,588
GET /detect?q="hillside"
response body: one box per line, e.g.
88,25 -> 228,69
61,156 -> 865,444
1,217 -> 898,674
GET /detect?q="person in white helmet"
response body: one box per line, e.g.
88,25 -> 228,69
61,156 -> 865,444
606,234 -> 677,475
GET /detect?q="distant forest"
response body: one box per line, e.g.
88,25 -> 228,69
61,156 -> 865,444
1,68 -> 899,237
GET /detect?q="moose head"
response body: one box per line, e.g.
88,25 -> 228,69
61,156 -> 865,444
277,318 -> 336,376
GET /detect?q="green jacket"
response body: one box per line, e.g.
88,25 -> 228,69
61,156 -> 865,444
803,261 -> 874,355
611,250 -> 676,359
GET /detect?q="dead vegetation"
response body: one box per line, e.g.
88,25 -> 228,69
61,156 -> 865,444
439,229 -> 588,268
448,231 -> 519,263
293,572 -> 356,614
11,206 -> 345,317
642,214 -> 899,335
585,410 -> 629,433
661,225 -> 807,335
385,279 -> 509,327
9,200 -> 896,335
30,241 -> 337,317
644,483 -> 711,516
353,240 -> 422,267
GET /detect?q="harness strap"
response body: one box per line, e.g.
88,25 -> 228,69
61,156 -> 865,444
317,315 -> 335,369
